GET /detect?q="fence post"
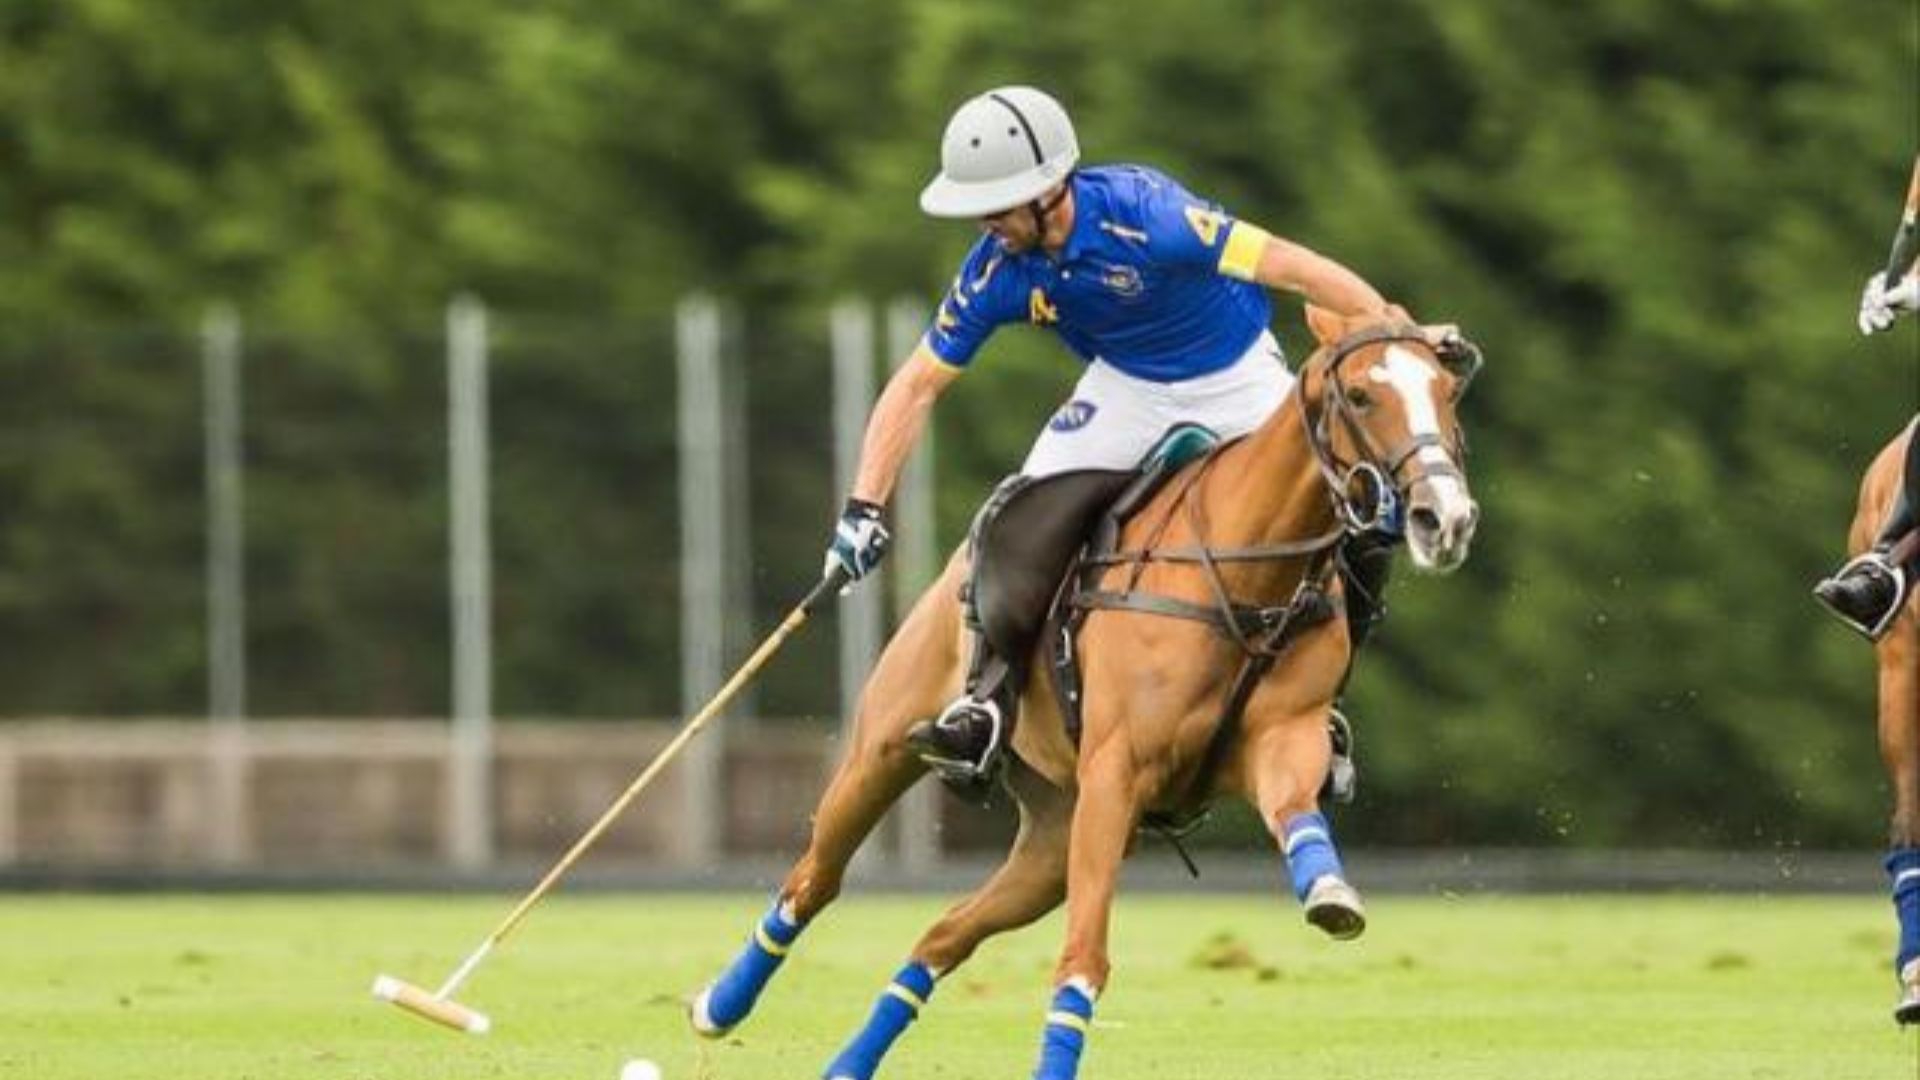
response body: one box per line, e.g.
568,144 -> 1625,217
831,300 -> 887,873
675,296 -> 730,865
0,738 -> 16,865
447,294 -> 495,868
831,300 -> 884,728
885,299 -> 942,874
202,304 -> 250,864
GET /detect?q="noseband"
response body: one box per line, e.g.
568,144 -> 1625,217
1298,323 -> 1467,533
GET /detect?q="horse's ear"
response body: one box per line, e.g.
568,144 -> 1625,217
1304,304 -> 1347,346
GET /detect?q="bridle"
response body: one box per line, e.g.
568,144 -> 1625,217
1298,323 -> 1469,534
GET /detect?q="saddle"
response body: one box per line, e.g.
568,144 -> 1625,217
965,425 -> 1223,679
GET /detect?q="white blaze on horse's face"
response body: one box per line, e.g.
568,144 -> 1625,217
1367,344 -> 1479,573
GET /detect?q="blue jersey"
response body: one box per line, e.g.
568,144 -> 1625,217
925,164 -> 1276,383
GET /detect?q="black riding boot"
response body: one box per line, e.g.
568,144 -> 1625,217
1326,528 -> 1399,803
907,624 -> 1021,805
906,471 -> 1134,804
1815,443 -> 1917,641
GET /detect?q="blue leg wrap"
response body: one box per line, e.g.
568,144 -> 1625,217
1282,811 -> 1345,902
1887,847 -> 1920,971
1031,979 -> 1096,1080
821,961 -> 938,1080
703,899 -> 805,1031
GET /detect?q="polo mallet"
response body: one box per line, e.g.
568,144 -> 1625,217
372,566 -> 851,1034
1881,153 -> 1920,286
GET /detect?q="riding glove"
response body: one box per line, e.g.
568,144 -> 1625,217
825,498 -> 891,590
1859,270 -> 1920,336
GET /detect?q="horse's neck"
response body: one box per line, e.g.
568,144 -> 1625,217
1195,396 -> 1336,590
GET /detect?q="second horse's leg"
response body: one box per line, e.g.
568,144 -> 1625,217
1877,612 -> 1920,1023
821,762 -> 1072,1080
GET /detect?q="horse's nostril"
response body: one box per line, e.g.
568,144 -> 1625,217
1410,507 -> 1441,535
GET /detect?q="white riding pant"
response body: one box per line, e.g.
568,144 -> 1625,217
1020,330 -> 1293,478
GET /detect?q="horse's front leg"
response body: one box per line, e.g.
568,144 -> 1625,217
1243,694 -> 1367,940
1029,724 -> 1140,1080
688,703 -> 927,1038
689,567 -> 963,1038
1876,613 -> 1920,1022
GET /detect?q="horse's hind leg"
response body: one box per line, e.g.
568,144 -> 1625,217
821,762 -> 1071,1080
690,574 -> 963,1038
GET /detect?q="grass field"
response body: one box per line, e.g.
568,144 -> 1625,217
2,891 -> 1915,1079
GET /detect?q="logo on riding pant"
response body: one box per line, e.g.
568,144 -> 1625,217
1048,400 -> 1098,432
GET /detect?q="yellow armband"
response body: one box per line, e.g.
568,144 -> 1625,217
1217,221 -> 1272,282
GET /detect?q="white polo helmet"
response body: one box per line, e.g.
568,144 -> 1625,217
919,85 -> 1079,219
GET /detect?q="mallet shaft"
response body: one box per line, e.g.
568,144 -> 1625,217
434,940 -> 494,1000
375,569 -> 849,1032
1882,153 -> 1920,285
478,581 -> 832,949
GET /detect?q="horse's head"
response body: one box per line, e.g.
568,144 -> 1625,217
1300,306 -> 1480,573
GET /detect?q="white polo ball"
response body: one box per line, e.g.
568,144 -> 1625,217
619,1060 -> 662,1080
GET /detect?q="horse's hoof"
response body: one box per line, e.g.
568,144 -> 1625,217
1303,876 -> 1367,941
1896,960 -> 1920,1026
686,986 -> 733,1039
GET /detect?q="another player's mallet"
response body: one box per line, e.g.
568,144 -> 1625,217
371,569 -> 848,1034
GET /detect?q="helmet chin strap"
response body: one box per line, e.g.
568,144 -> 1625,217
1027,177 -> 1073,247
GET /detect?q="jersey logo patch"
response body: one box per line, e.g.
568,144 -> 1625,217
1048,399 -> 1098,433
1097,263 -> 1144,298
1028,287 -> 1060,325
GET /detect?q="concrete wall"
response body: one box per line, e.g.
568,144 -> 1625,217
0,719 -> 880,871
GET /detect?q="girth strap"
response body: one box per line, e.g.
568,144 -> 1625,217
1080,529 -> 1346,568
1073,585 -> 1339,647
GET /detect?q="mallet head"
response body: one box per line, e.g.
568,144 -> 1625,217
371,974 -> 491,1035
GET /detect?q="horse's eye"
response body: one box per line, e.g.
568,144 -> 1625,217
1343,386 -> 1373,410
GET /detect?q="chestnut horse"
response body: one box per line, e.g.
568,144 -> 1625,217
1846,424 -> 1920,1022
690,308 -> 1479,1079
